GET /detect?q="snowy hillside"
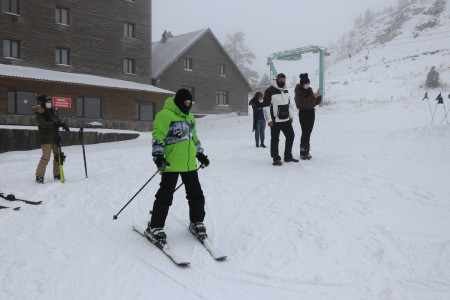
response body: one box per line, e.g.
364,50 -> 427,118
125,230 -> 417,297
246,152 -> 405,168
276,1 -> 450,104
325,0 -> 450,102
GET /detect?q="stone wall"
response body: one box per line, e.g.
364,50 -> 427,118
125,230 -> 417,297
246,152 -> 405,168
0,128 -> 139,153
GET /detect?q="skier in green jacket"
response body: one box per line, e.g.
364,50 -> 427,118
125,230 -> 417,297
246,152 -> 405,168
147,88 -> 210,245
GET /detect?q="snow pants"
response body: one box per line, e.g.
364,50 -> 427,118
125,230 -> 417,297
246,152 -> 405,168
270,121 -> 295,161
35,144 -> 59,177
149,171 -> 205,228
299,109 -> 316,147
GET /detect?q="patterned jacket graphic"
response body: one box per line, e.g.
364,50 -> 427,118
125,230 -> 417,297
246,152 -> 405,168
152,96 -> 204,172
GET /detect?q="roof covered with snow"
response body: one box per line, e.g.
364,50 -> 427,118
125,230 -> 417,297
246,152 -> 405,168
0,64 -> 174,94
151,28 -> 210,78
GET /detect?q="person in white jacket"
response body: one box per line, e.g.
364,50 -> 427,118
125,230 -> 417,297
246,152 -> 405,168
263,73 -> 299,166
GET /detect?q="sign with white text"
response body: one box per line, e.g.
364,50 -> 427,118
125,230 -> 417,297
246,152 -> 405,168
52,97 -> 72,109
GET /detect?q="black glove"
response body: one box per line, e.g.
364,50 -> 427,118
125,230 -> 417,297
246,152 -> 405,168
196,153 -> 210,168
153,154 -> 169,172
60,122 -> 70,132
56,121 -> 70,132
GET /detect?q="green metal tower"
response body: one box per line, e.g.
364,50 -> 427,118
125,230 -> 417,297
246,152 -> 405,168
267,45 -> 328,104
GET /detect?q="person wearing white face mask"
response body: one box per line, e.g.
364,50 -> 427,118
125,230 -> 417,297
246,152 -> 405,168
294,73 -> 322,160
32,95 -> 69,183
263,73 -> 298,165
249,91 -> 266,148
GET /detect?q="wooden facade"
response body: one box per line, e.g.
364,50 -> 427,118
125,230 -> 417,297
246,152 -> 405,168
0,0 -> 171,131
152,29 -> 252,116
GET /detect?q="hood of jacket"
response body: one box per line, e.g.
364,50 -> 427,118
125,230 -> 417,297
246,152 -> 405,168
32,105 -> 45,114
163,96 -> 189,117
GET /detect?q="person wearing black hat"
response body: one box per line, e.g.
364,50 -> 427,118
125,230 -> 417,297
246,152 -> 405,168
32,95 -> 70,183
145,88 -> 211,245
262,73 -> 298,165
294,73 -> 322,160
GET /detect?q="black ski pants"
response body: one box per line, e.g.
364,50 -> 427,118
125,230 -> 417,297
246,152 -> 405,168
299,109 -> 315,146
150,171 -> 205,228
270,121 -> 295,160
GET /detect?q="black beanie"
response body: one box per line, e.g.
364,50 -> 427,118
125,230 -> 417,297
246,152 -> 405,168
299,73 -> 310,86
37,95 -> 51,108
174,88 -> 193,114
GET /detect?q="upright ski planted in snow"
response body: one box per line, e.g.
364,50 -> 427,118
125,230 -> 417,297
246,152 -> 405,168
54,107 -> 66,183
132,225 -> 190,266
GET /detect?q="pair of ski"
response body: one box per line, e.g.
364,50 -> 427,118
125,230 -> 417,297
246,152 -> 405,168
0,205 -> 21,211
133,225 -> 227,266
0,193 -> 43,206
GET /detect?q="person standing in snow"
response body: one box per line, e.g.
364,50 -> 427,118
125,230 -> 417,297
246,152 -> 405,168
263,73 -> 298,165
147,88 -> 210,245
294,73 -> 322,160
33,95 -> 69,184
249,91 -> 266,148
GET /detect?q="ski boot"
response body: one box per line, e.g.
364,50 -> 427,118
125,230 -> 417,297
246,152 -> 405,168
36,176 -> 44,184
145,226 -> 167,246
189,222 -> 208,241
284,155 -> 299,163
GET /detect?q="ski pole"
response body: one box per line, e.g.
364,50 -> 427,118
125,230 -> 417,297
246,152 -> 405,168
113,170 -> 159,220
78,128 -> 88,178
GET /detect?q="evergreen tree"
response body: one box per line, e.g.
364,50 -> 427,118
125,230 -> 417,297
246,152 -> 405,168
426,66 -> 440,88
223,31 -> 259,87
257,73 -> 271,89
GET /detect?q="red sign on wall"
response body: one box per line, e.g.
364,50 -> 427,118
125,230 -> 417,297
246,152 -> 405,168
52,97 -> 72,109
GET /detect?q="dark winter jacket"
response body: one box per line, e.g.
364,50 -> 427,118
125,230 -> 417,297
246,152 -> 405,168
249,96 -> 265,130
294,84 -> 322,110
263,81 -> 294,123
32,105 -> 57,145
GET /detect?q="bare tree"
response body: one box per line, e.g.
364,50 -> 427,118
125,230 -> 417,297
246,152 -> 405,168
223,31 -> 259,87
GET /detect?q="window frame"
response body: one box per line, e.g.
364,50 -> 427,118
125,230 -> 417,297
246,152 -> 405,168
184,58 -> 193,71
7,91 -> 36,115
123,58 -> 136,74
216,90 -> 229,106
55,47 -> 70,65
2,0 -> 20,15
3,39 -> 20,59
218,64 -> 226,76
76,96 -> 102,119
55,7 -> 70,25
135,101 -> 155,121
123,22 -> 136,38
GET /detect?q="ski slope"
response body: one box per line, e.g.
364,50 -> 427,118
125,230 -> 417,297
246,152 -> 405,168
1,96 -> 450,300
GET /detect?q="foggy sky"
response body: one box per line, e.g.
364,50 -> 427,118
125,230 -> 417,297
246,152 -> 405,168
152,0 -> 398,78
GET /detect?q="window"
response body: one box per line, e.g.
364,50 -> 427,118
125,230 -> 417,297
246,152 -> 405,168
77,97 -> 102,118
135,101 -> 154,121
216,90 -> 229,105
2,0 -> 19,14
55,48 -> 70,65
3,39 -> 20,58
218,64 -> 226,76
123,58 -> 135,74
7,91 -> 35,115
184,58 -> 192,71
123,22 -> 135,38
55,7 -> 69,25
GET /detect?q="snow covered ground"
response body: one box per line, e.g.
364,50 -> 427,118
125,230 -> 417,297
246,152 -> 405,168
2,2 -> 450,298
1,94 -> 450,300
